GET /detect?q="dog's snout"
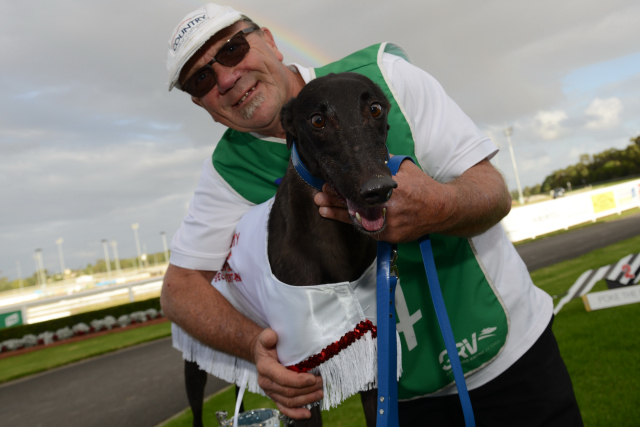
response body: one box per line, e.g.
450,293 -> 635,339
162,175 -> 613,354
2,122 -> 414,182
359,177 -> 398,205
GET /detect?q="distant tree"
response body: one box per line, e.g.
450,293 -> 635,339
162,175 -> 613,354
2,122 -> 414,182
535,138 -> 640,192
579,154 -> 590,165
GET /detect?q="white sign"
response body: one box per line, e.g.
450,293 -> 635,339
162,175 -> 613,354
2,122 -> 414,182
582,285 -> 640,311
5,312 -> 20,327
553,253 -> 640,314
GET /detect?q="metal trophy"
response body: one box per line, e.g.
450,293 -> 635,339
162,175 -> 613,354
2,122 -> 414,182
215,409 -> 282,427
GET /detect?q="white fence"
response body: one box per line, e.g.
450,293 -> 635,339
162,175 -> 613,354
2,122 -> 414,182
501,179 -> 640,242
0,277 -> 162,325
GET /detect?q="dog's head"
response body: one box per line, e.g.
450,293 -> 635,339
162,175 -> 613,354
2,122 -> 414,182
280,72 -> 397,233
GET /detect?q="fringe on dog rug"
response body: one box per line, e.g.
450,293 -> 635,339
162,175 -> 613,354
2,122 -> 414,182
172,323 -> 402,411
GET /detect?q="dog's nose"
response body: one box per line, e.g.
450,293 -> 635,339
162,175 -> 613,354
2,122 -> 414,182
360,177 -> 398,205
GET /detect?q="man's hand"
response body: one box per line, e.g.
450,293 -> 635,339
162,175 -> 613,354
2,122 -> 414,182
314,158 -> 511,243
254,329 -> 324,419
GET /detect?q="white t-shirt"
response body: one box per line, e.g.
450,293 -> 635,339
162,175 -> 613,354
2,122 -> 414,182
170,53 -> 552,394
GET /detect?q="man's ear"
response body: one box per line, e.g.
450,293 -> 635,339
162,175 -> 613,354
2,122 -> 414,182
280,98 -> 297,150
260,27 -> 284,62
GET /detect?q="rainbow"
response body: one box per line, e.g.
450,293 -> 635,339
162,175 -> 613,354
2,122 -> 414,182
173,0 -> 335,67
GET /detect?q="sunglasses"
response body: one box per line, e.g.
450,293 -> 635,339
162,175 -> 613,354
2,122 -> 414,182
182,26 -> 258,98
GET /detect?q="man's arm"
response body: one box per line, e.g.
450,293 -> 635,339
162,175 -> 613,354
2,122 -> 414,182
161,264 -> 323,418
315,158 -> 511,243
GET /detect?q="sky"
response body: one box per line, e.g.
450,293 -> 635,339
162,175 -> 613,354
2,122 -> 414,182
1,0 -> 639,281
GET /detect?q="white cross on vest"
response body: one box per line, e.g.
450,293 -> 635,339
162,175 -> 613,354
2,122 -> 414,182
395,281 -> 423,351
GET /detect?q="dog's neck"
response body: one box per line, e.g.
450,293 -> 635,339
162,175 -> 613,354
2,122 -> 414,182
267,162 -> 377,287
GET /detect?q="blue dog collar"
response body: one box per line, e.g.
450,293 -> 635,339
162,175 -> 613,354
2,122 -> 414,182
291,141 -> 326,191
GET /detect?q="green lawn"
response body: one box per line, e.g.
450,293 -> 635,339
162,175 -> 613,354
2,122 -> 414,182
530,234 -> 640,426
0,321 -> 171,384
161,235 -> 640,426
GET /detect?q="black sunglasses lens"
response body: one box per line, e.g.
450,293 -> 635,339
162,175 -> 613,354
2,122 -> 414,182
186,68 -> 216,98
216,34 -> 250,66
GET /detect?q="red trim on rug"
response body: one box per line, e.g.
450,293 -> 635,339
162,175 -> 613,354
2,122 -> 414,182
287,320 -> 377,373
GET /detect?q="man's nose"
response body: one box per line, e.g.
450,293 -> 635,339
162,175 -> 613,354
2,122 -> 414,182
214,63 -> 241,95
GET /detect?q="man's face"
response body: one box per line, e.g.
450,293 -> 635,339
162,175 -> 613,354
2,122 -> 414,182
180,21 -> 298,137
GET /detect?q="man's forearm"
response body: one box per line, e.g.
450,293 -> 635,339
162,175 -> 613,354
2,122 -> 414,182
437,159 -> 512,237
161,264 -> 262,363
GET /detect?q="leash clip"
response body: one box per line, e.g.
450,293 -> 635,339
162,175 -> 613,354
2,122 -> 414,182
389,247 -> 399,278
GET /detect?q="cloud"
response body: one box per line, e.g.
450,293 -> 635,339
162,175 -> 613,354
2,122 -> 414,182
12,85 -> 73,100
534,110 -> 568,140
585,97 -> 623,129
521,154 -> 552,174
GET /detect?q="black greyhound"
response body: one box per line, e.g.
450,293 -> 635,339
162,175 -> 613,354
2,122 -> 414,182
186,73 -> 397,427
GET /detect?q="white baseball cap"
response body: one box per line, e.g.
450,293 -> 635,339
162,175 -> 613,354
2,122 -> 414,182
166,3 -> 249,91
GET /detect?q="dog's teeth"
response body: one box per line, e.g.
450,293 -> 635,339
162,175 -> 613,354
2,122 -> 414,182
383,208 -> 386,219
356,212 -> 362,223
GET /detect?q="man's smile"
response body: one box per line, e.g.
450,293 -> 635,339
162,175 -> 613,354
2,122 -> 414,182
236,86 -> 256,105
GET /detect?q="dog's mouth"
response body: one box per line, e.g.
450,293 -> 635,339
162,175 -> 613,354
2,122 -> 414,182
347,200 -> 386,233
330,185 -> 387,233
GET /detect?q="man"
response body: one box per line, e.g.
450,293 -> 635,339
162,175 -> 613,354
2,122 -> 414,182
162,4 -> 582,425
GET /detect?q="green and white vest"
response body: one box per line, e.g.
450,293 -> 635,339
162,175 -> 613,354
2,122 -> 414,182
212,43 -> 509,399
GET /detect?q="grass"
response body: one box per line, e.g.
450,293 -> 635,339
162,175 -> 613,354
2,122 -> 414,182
161,234 -> 640,426
530,234 -> 640,426
0,321 -> 171,384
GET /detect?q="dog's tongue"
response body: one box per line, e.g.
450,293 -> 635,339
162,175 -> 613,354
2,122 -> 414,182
347,200 -> 385,232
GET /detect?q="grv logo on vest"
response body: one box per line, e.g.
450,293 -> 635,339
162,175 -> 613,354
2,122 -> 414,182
438,327 -> 500,371
172,13 -> 208,52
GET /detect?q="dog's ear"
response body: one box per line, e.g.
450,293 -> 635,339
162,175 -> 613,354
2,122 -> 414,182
280,97 -> 298,150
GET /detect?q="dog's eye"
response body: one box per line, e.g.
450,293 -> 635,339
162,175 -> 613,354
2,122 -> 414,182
370,103 -> 383,118
310,114 -> 325,128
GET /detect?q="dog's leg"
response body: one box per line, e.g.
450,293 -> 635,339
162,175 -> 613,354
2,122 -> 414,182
359,389 -> 378,427
184,360 -> 207,427
290,405 -> 322,427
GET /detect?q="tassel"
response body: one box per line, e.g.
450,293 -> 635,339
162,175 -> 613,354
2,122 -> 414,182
171,323 -> 403,409
171,323 -> 262,394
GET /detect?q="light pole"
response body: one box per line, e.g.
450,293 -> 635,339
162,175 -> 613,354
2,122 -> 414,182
35,249 -> 46,289
161,231 -> 169,264
131,223 -> 142,270
102,239 -> 112,277
142,243 -> 148,268
55,238 -> 65,278
16,261 -> 23,290
111,240 -> 121,272
33,254 -> 40,287
503,126 -> 525,205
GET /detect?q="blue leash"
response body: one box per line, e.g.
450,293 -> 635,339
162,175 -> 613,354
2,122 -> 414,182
376,155 -> 475,427
376,241 -> 400,426
290,146 -> 475,426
